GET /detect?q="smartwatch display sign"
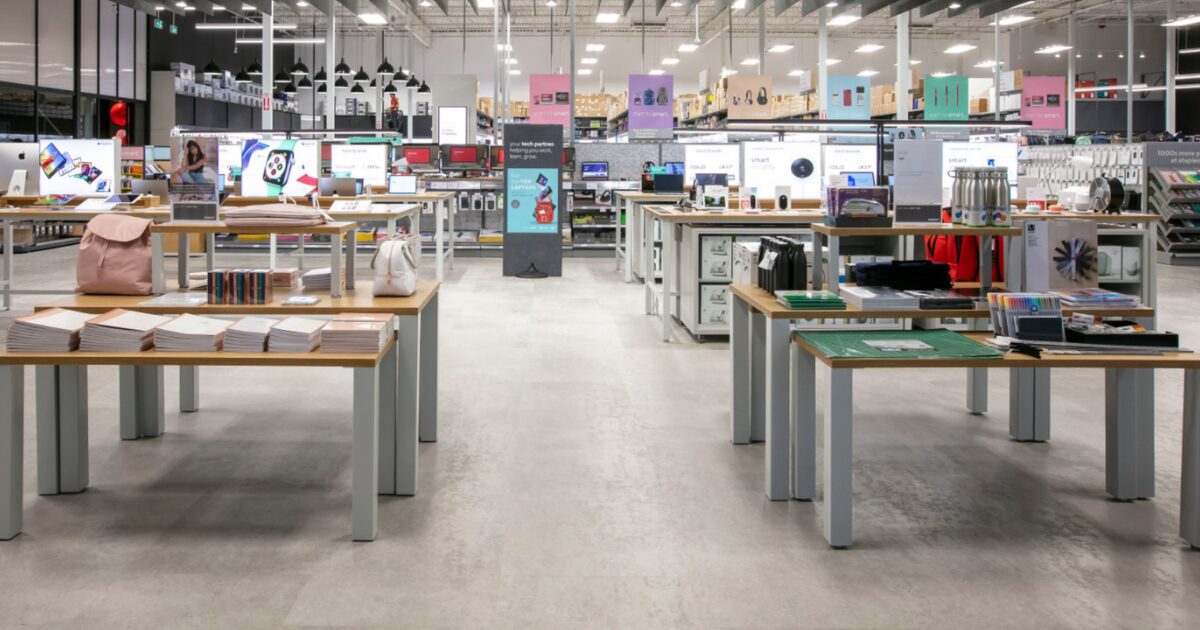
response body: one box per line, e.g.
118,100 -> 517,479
239,139 -> 320,197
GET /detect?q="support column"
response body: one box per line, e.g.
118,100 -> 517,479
1168,0 -> 1177,133
327,8 -> 337,132
1127,0 -> 1134,139
262,7 -> 274,131
1068,11 -> 1076,136
569,0 -> 576,145
897,11 -> 911,121
758,5 -> 766,76
818,9 -> 829,118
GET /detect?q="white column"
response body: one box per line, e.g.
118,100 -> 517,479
1168,0 -> 1177,133
569,0 -> 576,144
994,18 -> 1001,124
262,5 -> 274,130
818,8 -> 828,118
1127,0 -> 1134,139
327,9 -> 336,132
758,5 -> 766,76
1068,11 -> 1076,135
897,11 -> 911,121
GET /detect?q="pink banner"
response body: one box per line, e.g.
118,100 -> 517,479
1021,76 -> 1067,130
529,74 -> 571,128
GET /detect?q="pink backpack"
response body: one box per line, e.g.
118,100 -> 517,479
76,214 -> 154,295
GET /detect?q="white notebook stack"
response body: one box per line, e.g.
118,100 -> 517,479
223,316 -> 279,353
154,314 -> 234,352
301,267 -> 341,291
320,317 -> 390,354
268,317 -> 326,353
839,286 -> 920,310
81,309 -> 174,352
6,308 -> 92,352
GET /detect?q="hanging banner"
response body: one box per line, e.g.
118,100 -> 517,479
503,124 -> 564,277
727,74 -> 773,119
1021,76 -> 1067,130
628,74 -> 674,140
529,74 -> 571,129
924,75 -> 969,121
825,76 -> 870,119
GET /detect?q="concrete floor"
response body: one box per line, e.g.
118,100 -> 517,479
1,247 -> 1200,628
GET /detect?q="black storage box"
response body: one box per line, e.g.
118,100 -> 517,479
1064,321 -> 1180,348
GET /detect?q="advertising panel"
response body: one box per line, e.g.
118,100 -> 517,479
169,136 -> 219,202
503,124 -> 564,276
239,139 -> 320,197
727,74 -> 773,119
529,74 -> 571,128
826,76 -> 870,119
38,139 -> 117,195
1021,76 -> 1067,130
684,144 -> 741,186
437,105 -> 469,144
741,140 -> 823,201
330,144 -> 390,186
629,74 -> 674,139
217,142 -> 242,191
924,75 -> 969,121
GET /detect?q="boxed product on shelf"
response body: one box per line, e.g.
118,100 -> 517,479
1121,246 -> 1142,281
1097,245 -> 1123,281
208,269 -> 275,305
170,62 -> 195,83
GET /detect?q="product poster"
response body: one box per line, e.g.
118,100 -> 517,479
825,76 -> 870,119
330,144 -> 389,186
1021,76 -> 1067,130
169,136 -> 219,202
437,106 -> 469,145
727,74 -> 773,120
628,74 -> 674,140
239,139 -> 320,197
924,75 -> 969,121
684,144 -> 741,186
217,142 -> 243,191
503,123 -> 563,276
941,141 -> 1019,204
529,74 -> 571,128
740,140 -> 823,201
823,144 -> 877,181
38,139 -> 117,196
505,168 -> 559,233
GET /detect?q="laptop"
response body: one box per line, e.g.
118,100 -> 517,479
654,174 -> 685,194
388,174 -> 418,195
844,172 -> 876,188
332,177 -> 359,196
581,162 -> 609,181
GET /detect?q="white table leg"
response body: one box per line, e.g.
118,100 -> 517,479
2,220 -> 13,310
395,314 -> 420,495
447,199 -> 456,271
419,292 -> 438,443
1105,367 -> 1156,500
376,339 -> 397,495
615,200 -> 623,273
750,312 -> 766,443
151,233 -> 165,294
791,344 -> 817,501
0,365 -> 23,539
1181,369 -> 1200,548
435,202 -> 445,283
1009,367 -> 1051,442
660,221 -> 675,342
346,230 -> 357,291
352,364 -> 380,542
180,366 -> 199,412
966,319 -> 988,414
331,229 -> 343,298
119,365 -> 165,440
823,366 -> 854,548
35,365 -> 88,495
205,233 -> 215,273
827,235 -> 841,294
764,317 -> 791,501
177,234 -> 190,289
269,233 -> 278,270
627,198 -> 639,283
643,209 -> 654,315
730,295 -> 752,445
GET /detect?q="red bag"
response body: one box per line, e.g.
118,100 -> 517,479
924,210 -> 1004,283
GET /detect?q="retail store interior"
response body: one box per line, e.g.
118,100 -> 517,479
3,0 -> 1200,626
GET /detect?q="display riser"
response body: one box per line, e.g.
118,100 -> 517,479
1157,251 -> 1200,266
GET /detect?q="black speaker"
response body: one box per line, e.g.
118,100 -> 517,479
791,158 -> 814,179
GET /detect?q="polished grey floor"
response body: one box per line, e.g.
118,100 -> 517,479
1,247 -> 1200,628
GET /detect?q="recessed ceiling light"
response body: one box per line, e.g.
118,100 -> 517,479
581,57 -> 597,65
661,57 -> 680,66
678,43 -> 699,53
497,44 -> 512,51
910,59 -> 922,65
210,3 -> 225,8
649,69 -> 666,75
857,70 -> 879,77
577,68 -> 593,75
478,0 -> 495,7
358,13 -> 387,25
949,2 -> 961,8
944,44 -> 977,54
586,43 -> 605,52
855,44 -> 884,54
732,0 -> 746,9
505,58 -> 518,64
741,57 -> 759,66
788,69 -> 805,77
1164,15 -> 1200,27
974,60 -> 1003,69
670,0 -> 682,6
991,15 -> 1033,27
829,14 -> 860,27
420,0 -> 433,6
768,44 -> 794,54
931,72 -> 953,78
595,12 -> 620,23
509,69 -> 521,75
826,58 -> 841,66
241,3 -> 255,10
545,0 -> 558,6
721,67 -> 738,77
1036,45 -> 1073,54
294,1 -> 306,6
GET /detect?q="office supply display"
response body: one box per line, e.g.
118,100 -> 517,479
853,260 -> 952,291
224,316 -> 279,353
6,308 -> 92,352
272,268 -> 301,288
757,237 -> 808,294
775,290 -> 846,310
988,293 -> 1064,341
329,144 -> 388,187
388,174 -> 418,195
282,296 -> 321,306
206,269 -> 275,305
1064,318 -> 1179,348
79,309 -> 172,352
796,328 -> 1004,360
38,139 -> 117,196
1050,288 -> 1140,308
320,318 -> 390,354
154,314 -> 233,352
301,267 -> 341,290
1023,220 -> 1099,290
239,139 -> 320,197
581,162 -> 609,181
839,286 -> 921,310
905,289 -> 980,310
268,317 -> 326,353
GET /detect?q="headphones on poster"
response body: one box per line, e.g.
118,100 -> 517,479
757,87 -> 768,105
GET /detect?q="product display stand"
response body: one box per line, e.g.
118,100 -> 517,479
613,192 -> 687,283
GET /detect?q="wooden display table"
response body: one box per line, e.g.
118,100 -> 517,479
613,191 -> 687,283
0,339 -> 397,542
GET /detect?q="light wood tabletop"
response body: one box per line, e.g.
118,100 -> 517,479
0,337 -> 392,369
613,192 -> 687,202
0,208 -> 171,220
644,205 -> 826,223
35,282 -> 440,316
1013,212 -> 1162,223
151,221 -> 357,235
811,223 -> 1022,237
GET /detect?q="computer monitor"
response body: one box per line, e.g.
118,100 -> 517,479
488,146 -> 504,170
129,179 -> 169,201
388,174 -> 418,195
694,173 -> 729,187
318,177 -> 334,196
401,144 -> 440,172
0,142 -> 38,195
844,172 -> 876,188
581,162 -> 609,181
439,145 -> 488,171
653,174 -> 685,194
332,177 -> 359,196
664,161 -> 684,176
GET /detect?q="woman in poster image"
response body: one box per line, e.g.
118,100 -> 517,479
173,140 -> 211,184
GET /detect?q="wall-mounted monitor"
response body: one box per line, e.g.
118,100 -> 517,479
581,162 -> 609,181
330,143 -> 389,187
38,139 -> 118,196
439,145 -> 488,171
400,144 -> 440,172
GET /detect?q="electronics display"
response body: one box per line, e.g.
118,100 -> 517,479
581,162 -> 609,180
388,174 -> 418,195
437,106 -> 469,145
741,141 -> 823,201
331,178 -> 360,196
38,139 -> 117,195
217,142 -> 243,192
654,174 -> 685,193
942,141 -> 1019,204
400,144 -> 440,172
0,142 -> 38,195
239,139 -> 320,197
130,179 -> 169,200
440,145 -> 488,170
330,144 -> 389,187
489,146 -> 505,170
685,144 -> 741,186
664,161 -> 684,175
845,172 -> 876,187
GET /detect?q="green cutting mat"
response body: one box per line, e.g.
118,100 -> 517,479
795,329 -> 1004,360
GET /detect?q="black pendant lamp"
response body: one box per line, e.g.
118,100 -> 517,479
313,67 -> 328,84
291,59 -> 309,77
234,67 -> 251,84
334,76 -> 349,89
393,66 -> 408,82
298,76 -> 313,90
283,82 -> 297,95
317,83 -> 327,93
377,57 -> 395,76
417,80 -> 431,93
350,82 -> 365,94
335,57 -> 352,76
383,81 -> 398,94
273,68 -> 291,84
405,74 -> 420,88
370,77 -> 377,88
353,66 -> 370,84
247,58 -> 262,76
203,58 -> 222,77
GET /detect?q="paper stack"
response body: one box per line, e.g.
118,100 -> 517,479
1051,288 -> 1141,309
840,286 -> 920,310
321,317 -> 390,354
301,268 -> 342,291
6,308 -> 92,351
775,290 -> 846,310
154,314 -> 234,352
223,316 -> 279,353
268,317 -> 326,353
81,309 -> 173,352
332,312 -> 394,335
272,268 -> 301,288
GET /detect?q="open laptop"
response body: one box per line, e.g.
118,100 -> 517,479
388,174 -> 418,195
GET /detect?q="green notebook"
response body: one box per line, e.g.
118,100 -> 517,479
795,329 -> 1004,360
776,290 -> 846,310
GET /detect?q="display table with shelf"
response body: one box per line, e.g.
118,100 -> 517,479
614,191 -> 688,283
1147,169 -> 1200,265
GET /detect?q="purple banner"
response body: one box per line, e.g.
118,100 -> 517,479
629,74 -> 673,139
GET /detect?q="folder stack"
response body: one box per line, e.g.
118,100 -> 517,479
6,308 -> 92,352
154,314 -> 234,352
321,315 -> 391,354
268,317 -> 326,353
223,316 -> 279,353
81,309 -> 173,352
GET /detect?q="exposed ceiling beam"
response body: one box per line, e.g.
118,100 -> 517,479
978,0 -> 1035,19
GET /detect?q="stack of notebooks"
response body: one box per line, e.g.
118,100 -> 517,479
81,309 -> 173,352
301,268 -> 342,291
223,316 -> 279,353
320,313 -> 392,354
154,314 -> 233,352
774,290 -> 847,310
272,268 -> 301,288
268,317 -> 326,353
1051,288 -> 1141,309
853,260 -> 953,291
905,289 -> 980,311
840,286 -> 920,310
6,308 -> 92,351
207,269 -> 274,305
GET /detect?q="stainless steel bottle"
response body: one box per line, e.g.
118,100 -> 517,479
965,168 -> 989,227
990,167 -> 1012,226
